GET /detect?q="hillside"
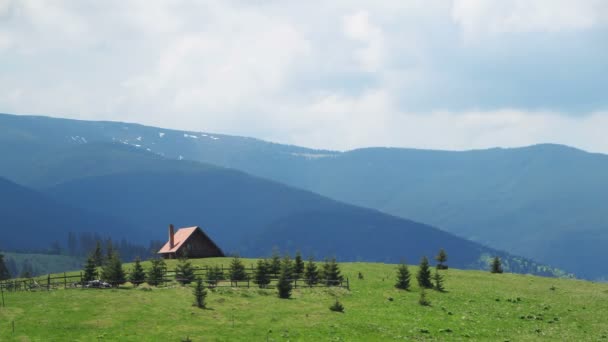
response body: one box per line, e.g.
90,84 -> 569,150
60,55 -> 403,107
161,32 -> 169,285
0,176 -> 141,251
1,258 -> 606,341
1,113 -> 603,277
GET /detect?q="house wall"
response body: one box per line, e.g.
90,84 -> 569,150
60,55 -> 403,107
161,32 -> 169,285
179,229 -> 224,258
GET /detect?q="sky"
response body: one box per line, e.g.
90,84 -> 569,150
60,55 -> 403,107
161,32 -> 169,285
1,0 -> 607,152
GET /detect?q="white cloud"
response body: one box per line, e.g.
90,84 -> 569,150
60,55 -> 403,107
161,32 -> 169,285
0,0 -> 607,153
452,0 -> 608,38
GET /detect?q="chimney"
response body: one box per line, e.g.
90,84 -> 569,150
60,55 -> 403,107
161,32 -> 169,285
169,224 -> 175,249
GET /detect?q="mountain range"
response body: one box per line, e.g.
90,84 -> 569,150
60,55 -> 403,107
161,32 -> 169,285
2,113 -> 604,278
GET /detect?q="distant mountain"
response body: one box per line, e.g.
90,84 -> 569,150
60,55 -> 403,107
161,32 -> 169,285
0,176 -> 140,251
1,113 -> 597,278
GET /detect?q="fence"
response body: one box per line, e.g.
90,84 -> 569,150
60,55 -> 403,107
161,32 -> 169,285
0,264 -> 349,293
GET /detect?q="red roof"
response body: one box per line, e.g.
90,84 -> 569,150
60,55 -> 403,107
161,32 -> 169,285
158,226 -> 198,254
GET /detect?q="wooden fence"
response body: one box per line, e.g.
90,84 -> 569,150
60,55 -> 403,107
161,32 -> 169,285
0,264 -> 349,293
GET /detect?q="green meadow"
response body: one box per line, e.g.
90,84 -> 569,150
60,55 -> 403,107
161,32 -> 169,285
1,258 -> 607,341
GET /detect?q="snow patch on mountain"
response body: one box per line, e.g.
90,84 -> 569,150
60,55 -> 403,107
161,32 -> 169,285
159,132 -> 165,138
184,134 -> 199,139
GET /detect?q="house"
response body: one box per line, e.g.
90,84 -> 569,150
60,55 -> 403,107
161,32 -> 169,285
158,224 -> 224,259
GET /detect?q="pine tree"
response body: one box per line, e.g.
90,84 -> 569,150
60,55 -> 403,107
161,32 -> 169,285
193,278 -> 207,309
294,251 -> 305,279
269,248 -> 282,276
254,259 -> 271,288
105,239 -> 114,265
321,258 -> 343,286
435,249 -> 448,270
229,256 -> 248,282
490,256 -> 503,274
304,257 -> 319,286
175,256 -> 196,285
93,241 -> 103,267
101,253 -> 126,287
281,255 -> 294,280
83,255 -> 98,282
0,253 -> 11,281
395,262 -> 411,290
205,265 -> 224,287
416,256 -> 433,289
147,258 -> 167,286
276,263 -> 292,299
129,257 -> 146,286
433,269 -> 445,292
418,288 -> 431,306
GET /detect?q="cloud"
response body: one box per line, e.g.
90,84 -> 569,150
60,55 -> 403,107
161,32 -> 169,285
0,0 -> 607,152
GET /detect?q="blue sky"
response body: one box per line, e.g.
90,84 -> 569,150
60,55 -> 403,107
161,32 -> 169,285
1,0 -> 607,152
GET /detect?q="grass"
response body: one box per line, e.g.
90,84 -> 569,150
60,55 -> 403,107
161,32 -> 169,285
1,258 -> 607,341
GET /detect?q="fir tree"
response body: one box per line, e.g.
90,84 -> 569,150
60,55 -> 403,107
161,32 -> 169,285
433,269 -> 445,292
321,258 -> 343,286
276,263 -> 292,299
416,256 -> 433,289
129,257 -> 146,286
93,241 -> 103,267
435,248 -> 448,270
105,239 -> 114,265
205,265 -> 224,287
269,248 -> 282,275
0,253 -> 12,280
101,253 -> 126,287
329,299 -> 345,313
254,259 -> 271,288
175,256 -> 196,285
304,257 -> 319,286
193,278 -> 207,309
395,262 -> 411,290
418,288 -> 431,306
293,251 -> 305,279
83,255 -> 98,282
491,256 -> 503,274
229,256 -> 248,282
281,255 -> 294,280
147,258 -> 167,286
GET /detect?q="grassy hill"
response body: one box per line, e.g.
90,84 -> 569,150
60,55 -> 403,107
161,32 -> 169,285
1,258 -> 606,341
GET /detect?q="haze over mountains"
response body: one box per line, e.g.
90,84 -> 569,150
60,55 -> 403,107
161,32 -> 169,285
1,113 -> 605,279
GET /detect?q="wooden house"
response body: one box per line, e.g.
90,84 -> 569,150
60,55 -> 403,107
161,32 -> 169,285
158,224 -> 224,259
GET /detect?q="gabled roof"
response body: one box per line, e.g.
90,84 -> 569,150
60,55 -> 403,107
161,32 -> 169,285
158,226 -> 198,254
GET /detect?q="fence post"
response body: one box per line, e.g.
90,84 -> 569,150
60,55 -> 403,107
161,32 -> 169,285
47,274 -> 50,291
64,273 -> 67,289
294,279 -> 297,289
80,272 -> 83,289
346,277 -> 350,290
1,285 -> 5,307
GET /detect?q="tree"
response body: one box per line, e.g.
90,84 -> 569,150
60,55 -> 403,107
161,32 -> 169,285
321,258 -> 343,286
147,258 -> 167,286
0,253 -> 11,280
129,257 -> 146,286
83,255 -> 98,282
20,259 -> 34,278
254,259 -> 271,288
193,278 -> 207,309
93,241 -> 103,267
281,255 -> 294,280
105,239 -> 114,265
277,263 -> 292,299
416,256 -> 433,289
269,248 -> 282,275
418,288 -> 431,306
329,299 -> 345,313
101,253 -> 126,287
395,262 -> 411,290
229,256 -> 248,282
304,257 -> 319,286
294,251 -> 305,278
435,249 -> 448,270
433,269 -> 445,292
490,256 -> 503,274
175,256 -> 196,285
206,265 -> 224,287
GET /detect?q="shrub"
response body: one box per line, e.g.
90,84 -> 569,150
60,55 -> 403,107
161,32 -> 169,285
329,299 -> 345,313
277,264 -> 292,299
419,289 -> 431,306
129,257 -> 146,286
175,257 -> 196,285
304,257 -> 319,286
